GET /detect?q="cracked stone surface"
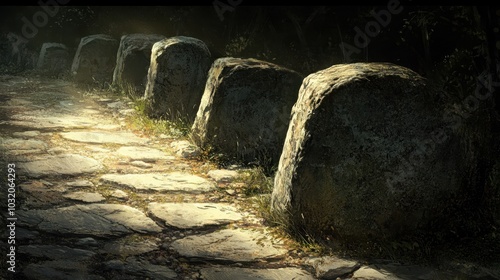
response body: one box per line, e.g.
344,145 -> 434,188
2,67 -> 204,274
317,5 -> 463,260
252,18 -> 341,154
19,245 -> 96,261
116,146 -> 174,162
18,154 -> 104,178
23,260 -> 105,280
0,137 -> 47,150
102,237 -> 159,257
100,172 -> 215,193
170,228 -> 288,262
60,131 -> 147,144
17,204 -> 162,237
104,257 -> 177,280
207,169 -> 239,183
63,191 -> 106,203
200,267 -> 315,280
148,202 -> 243,228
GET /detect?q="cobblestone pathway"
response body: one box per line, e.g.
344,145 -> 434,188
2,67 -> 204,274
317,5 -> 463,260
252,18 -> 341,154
1,75 -> 499,279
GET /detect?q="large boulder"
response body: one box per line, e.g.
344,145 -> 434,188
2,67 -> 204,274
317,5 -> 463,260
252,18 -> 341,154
144,36 -> 211,122
112,33 -> 165,96
191,57 -> 303,166
36,43 -> 70,76
71,34 -> 119,86
271,63 -> 496,242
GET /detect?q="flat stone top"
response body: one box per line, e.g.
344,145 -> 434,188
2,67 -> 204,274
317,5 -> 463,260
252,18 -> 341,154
18,154 -> 103,178
200,267 -> 315,280
100,172 -> 215,193
60,131 -> 147,144
17,204 -> 162,237
148,202 -> 243,228
306,62 -> 424,90
170,228 -> 288,262
212,57 -> 301,75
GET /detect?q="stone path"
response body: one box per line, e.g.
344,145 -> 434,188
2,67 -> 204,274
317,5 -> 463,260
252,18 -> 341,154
1,75 -> 499,279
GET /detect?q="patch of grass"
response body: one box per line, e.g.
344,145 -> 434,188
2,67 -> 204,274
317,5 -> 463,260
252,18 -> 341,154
236,167 -> 329,255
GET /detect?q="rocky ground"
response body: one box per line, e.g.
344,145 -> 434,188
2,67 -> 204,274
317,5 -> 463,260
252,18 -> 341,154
1,75 -> 499,279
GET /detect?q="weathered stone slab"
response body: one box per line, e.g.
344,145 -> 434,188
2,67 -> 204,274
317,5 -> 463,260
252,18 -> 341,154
60,131 -> 146,144
66,180 -> 95,188
144,36 -> 211,122
113,33 -> 165,96
18,154 -> 103,178
271,62 -> 497,242
17,204 -> 162,237
63,192 -> 106,203
105,258 -> 177,279
100,172 -> 215,193
351,266 -> 394,279
71,34 -> 119,86
306,256 -> 360,279
207,169 -> 239,183
170,140 -> 200,158
148,203 -> 242,228
191,57 -> 303,166
117,146 -> 173,162
19,245 -> 95,261
37,42 -> 70,76
102,237 -> 158,257
23,260 -> 105,280
12,130 -> 41,138
0,137 -> 47,151
9,113 -> 99,129
170,228 -> 287,262
200,267 -> 315,280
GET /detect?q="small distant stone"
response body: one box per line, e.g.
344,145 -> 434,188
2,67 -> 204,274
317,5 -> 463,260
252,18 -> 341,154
130,161 -> 153,168
66,180 -> 95,188
170,140 -> 200,159
107,101 -> 125,109
111,190 -> 129,199
76,237 -> 98,247
306,256 -> 360,279
352,266 -> 392,279
208,169 -> 239,183
63,192 -> 106,203
225,189 -> 236,195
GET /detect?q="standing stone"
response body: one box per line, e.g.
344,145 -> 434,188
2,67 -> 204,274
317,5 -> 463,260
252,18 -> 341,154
271,63 -> 496,242
36,43 -> 70,76
191,57 -> 303,166
112,34 -> 165,96
71,34 -> 119,86
144,36 -> 211,122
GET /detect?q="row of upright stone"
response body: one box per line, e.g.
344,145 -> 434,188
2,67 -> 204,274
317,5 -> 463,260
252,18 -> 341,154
36,33 -> 499,245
